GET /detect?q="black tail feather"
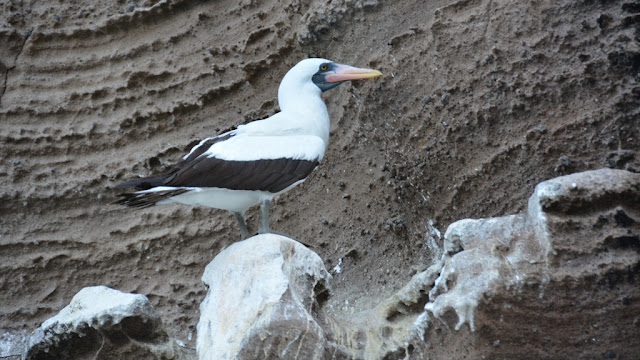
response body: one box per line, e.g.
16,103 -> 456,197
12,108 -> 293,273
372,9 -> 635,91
115,176 -> 165,190
112,188 -> 189,208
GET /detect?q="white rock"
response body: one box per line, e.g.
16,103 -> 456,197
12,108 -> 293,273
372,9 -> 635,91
40,285 -> 153,332
23,285 -> 171,360
197,234 -> 331,360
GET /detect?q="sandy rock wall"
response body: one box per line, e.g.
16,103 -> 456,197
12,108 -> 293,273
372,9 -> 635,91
1,0 -> 639,357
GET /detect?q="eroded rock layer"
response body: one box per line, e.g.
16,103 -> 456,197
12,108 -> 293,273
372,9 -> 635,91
1,0 -> 638,357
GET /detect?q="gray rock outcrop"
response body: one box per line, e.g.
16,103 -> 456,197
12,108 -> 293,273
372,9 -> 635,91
419,168 -> 640,359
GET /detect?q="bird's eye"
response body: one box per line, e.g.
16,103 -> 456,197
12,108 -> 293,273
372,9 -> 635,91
320,64 -> 328,71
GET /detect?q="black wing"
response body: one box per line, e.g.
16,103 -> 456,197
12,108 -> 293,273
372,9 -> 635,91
163,156 -> 319,193
115,134 -> 232,190
116,131 -> 320,193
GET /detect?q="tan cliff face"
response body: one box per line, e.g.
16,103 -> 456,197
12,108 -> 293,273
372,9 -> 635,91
1,0 -> 638,357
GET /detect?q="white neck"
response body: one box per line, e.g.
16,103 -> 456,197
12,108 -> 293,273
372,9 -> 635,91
277,74 -> 330,144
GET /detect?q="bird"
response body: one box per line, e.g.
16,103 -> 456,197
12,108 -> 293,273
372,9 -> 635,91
114,58 -> 382,239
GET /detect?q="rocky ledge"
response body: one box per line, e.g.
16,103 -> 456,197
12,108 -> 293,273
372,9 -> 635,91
21,169 -> 640,359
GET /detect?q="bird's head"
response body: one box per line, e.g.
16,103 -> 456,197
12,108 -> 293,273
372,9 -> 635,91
278,58 -> 382,103
309,59 -> 382,92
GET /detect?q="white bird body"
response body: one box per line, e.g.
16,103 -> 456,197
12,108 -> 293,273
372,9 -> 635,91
149,186 -> 287,214
115,58 -> 381,238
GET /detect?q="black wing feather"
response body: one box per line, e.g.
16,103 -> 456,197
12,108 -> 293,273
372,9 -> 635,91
116,131 -> 320,198
164,156 -> 319,193
115,134 -> 232,190
112,188 -> 189,207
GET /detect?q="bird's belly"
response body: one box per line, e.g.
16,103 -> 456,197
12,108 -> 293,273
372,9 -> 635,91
160,187 -> 273,213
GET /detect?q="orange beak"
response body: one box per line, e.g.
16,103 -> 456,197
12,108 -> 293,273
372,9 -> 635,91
324,64 -> 383,82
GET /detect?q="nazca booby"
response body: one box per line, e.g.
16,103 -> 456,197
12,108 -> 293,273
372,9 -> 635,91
114,58 -> 382,238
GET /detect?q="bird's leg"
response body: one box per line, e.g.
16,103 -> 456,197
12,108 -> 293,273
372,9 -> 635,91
258,199 -> 271,234
256,199 -> 314,248
234,212 -> 249,240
